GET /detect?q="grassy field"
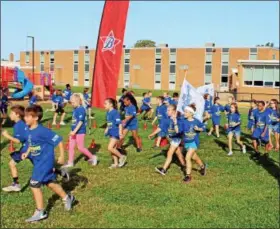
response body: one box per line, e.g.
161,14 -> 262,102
0,103 -> 279,228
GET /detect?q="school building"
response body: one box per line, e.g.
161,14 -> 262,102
18,44 -> 279,95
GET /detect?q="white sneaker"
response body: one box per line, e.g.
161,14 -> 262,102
62,162 -> 74,168
242,145 -> 246,154
2,183 -> 21,192
89,116 -> 94,119
89,156 -> 98,166
109,164 -> 119,169
60,122 -> 66,126
52,122 -> 57,126
118,155 -> 127,168
227,151 -> 233,156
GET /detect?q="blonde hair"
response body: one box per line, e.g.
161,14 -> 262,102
71,93 -> 87,108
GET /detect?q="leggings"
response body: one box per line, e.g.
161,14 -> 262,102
68,134 -> 93,163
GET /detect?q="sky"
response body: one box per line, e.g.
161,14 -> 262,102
1,1 -> 279,60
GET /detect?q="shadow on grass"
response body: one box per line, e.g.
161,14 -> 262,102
45,168 -> 88,214
72,144 -> 101,164
123,136 -> 136,149
0,140 -> 9,152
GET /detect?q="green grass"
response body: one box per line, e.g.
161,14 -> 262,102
0,105 -> 279,228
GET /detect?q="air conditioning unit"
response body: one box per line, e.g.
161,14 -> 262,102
158,44 -> 168,48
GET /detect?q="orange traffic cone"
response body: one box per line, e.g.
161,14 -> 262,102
153,124 -> 157,131
65,139 -> 69,151
143,122 -> 147,130
9,141 -> 15,152
89,138 -> 96,149
56,123 -> 60,129
92,120 -> 97,129
160,138 -> 169,147
47,121 -> 52,129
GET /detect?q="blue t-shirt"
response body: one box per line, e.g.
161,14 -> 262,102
254,109 -> 270,131
106,109 -> 121,137
1,95 -> 8,107
63,89 -> 72,100
29,95 -> 37,106
51,93 -> 57,103
169,99 -> 178,106
211,104 -> 224,118
27,124 -> 62,163
141,97 -> 151,110
248,108 -> 258,122
164,96 -> 172,105
156,104 -> 168,124
54,95 -> 64,108
71,106 -> 87,134
204,99 -> 212,112
160,117 -> 183,139
228,112 -> 241,132
182,118 -> 205,146
267,108 -> 280,125
124,104 -> 138,127
14,120 -> 29,153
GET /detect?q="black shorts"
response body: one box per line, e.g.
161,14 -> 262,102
0,106 -> 8,114
55,106 -> 65,114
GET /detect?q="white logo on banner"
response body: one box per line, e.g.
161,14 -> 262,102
177,79 -> 205,122
100,30 -> 121,54
196,83 -> 215,98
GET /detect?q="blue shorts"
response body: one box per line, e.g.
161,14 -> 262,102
10,151 -> 25,163
169,138 -> 181,147
158,130 -> 167,137
184,141 -> 197,150
247,120 -> 255,129
140,106 -> 151,112
269,124 -> 280,134
228,129 -> 241,137
125,124 -> 138,131
212,116 -> 221,126
252,128 -> 269,143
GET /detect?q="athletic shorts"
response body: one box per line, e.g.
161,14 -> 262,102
10,151 -> 25,163
184,141 -> 197,150
169,138 -> 181,147
247,120 -> 254,130
212,116 -> 221,126
227,129 -> 241,137
124,124 -> 138,131
252,128 -> 269,143
55,106 -> 65,114
63,99 -> 69,104
269,124 -> 280,134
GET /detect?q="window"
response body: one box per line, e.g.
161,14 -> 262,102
205,53 -> 212,63
156,48 -> 161,54
40,52 -> 44,63
25,52 -> 30,64
170,65 -> 176,73
74,50 -> 79,55
222,53 -> 229,64
74,64 -> 78,72
124,64 -> 129,73
222,48 -> 229,53
125,59 -> 130,64
205,74 -> 212,84
84,54 -> 90,63
274,67 -> 279,87
221,76 -> 228,83
170,48 -> 176,53
272,54 -> 276,60
249,48 -> 257,60
264,82 -> 273,87
169,74 -> 176,82
169,54 -> 176,63
85,64 -> 89,72
124,73 -> 130,81
50,51 -> 55,60
222,65 -> 228,74
155,64 -> 161,73
74,54 -> 79,63
205,65 -> 212,74
85,50 -> 89,54
250,48 -> 257,53
206,48 -> 212,53
50,58 -> 55,63
40,64 -> 44,72
254,66 -> 263,81
254,81 -> 263,86
244,66 -> 253,85
84,72 -> 90,80
50,64 -> 55,72
155,73 -> 161,81
125,49 -> 130,54
156,58 -> 161,64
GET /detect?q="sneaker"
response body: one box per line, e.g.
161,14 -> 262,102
89,116 -> 94,119
62,162 -> 74,168
183,175 -> 192,183
25,209 -> 48,223
199,164 -> 207,176
118,155 -> 127,168
2,183 -> 21,192
60,168 -> 70,182
207,132 -> 212,136
242,145 -> 246,154
52,122 -> 57,126
136,148 -> 142,153
63,194 -> 75,211
109,164 -> 119,169
89,156 -> 98,166
155,167 -> 167,175
60,122 -> 66,126
227,151 -> 233,156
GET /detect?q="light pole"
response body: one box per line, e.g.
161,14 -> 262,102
27,36 -> 35,80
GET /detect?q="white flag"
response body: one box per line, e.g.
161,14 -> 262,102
177,79 -> 205,122
197,83 -> 215,98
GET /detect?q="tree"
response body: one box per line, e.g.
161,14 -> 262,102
256,42 -> 274,47
134,40 -> 156,48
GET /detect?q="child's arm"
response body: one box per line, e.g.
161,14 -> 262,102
148,127 -> 161,139
1,130 -> 21,144
70,121 -> 83,136
122,115 -> 134,125
152,116 -> 157,125
57,142 -> 65,165
119,124 -> 123,138
21,147 -> 31,160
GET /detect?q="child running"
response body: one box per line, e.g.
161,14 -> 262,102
63,84 -> 72,105
208,97 -> 224,137
203,93 -> 212,123
118,95 -> 142,152
224,96 -> 235,128
21,105 -> 75,222
2,105 -> 29,192
267,99 -> 280,151
226,103 -> 246,156
83,88 -> 94,119
151,104 -> 186,175
1,89 -> 9,125
251,101 -> 270,159
170,92 -> 179,106
163,92 -> 172,105
119,88 -> 128,114
104,98 -> 127,168
152,96 -> 168,148
182,104 -> 207,183
52,89 -> 66,126
140,92 -> 153,120
63,93 -> 98,168
247,100 -> 258,133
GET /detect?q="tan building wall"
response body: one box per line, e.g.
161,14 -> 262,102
19,47 -> 279,96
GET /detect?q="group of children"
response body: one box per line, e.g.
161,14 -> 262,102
0,85 -> 279,222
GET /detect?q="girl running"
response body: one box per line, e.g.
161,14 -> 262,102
151,104 -> 185,175
83,88 -> 94,119
268,99 -> 280,151
226,103 -> 246,156
62,93 -> 98,168
104,98 -> 127,168
208,97 -> 224,137
203,93 -> 212,123
52,90 -> 66,126
140,92 -> 153,120
182,104 -> 207,183
224,96 -> 235,129
118,95 -> 142,152
247,100 -> 258,133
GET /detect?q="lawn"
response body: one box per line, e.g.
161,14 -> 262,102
0,103 -> 279,228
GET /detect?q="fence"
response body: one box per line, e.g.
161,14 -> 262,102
216,91 -> 280,102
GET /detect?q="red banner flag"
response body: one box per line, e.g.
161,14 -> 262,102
91,0 -> 130,108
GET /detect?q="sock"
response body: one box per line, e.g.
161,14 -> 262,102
62,195 -> 68,201
13,177 -> 19,184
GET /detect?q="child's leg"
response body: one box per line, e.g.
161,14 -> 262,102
162,145 -> 177,170
215,125 -> 220,137
131,130 -> 141,149
156,136 -> 162,147
76,134 -> 94,160
60,112 -> 66,123
192,152 -> 204,168
275,132 -> 279,149
108,138 -> 122,158
208,126 -> 214,135
175,146 -> 186,167
228,133 -> 233,152
53,112 -> 58,124
148,109 -> 154,119
9,160 -> 19,183
31,187 -> 44,210
68,136 -> 77,164
236,135 -> 244,147
46,182 -> 67,199
112,155 -> 119,165
268,129 -> 274,148
185,149 -> 195,175
118,129 -> 129,148
253,139 -> 258,152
